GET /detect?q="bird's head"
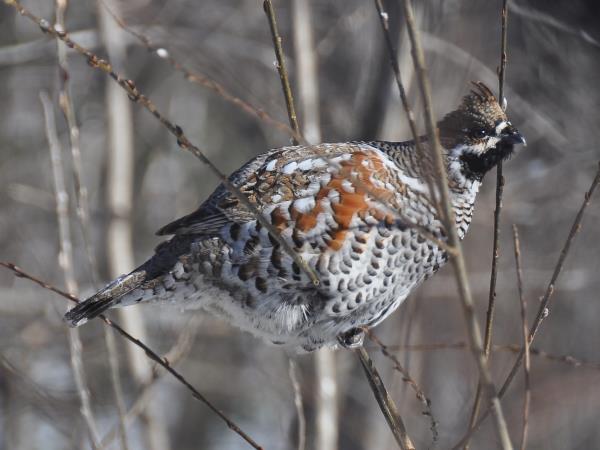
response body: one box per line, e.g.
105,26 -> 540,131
438,81 -> 526,181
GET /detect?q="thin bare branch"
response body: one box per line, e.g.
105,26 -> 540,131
377,341 -> 600,370
465,3 -> 509,445
55,2 -> 97,285
40,91 -> 101,449
262,0 -> 303,145
367,331 -> 439,445
0,262 -> 263,450
2,0 -> 318,286
98,0 -> 303,143
400,1 -> 513,448
505,345 -> 599,370
452,161 -> 600,449
368,0 -> 463,256
100,320 -> 197,448
54,1 -> 129,447
372,0 -> 440,211
512,225 -> 530,450
355,346 -> 415,450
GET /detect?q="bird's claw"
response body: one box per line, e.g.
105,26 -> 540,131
337,328 -> 365,349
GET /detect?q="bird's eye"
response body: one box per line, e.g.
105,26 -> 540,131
471,128 -> 487,139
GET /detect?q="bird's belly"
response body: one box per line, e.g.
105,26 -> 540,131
227,226 -> 448,351
141,226 -> 448,352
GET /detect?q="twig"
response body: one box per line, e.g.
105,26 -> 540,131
288,359 -> 306,450
506,345 -> 599,370
54,1 -> 130,448
40,91 -> 101,449
100,319 -> 198,448
360,0 -> 464,255
55,4 -> 97,284
372,0 -> 439,211
0,261 -> 263,450
355,346 -> 415,450
2,0 -> 318,286
367,330 -> 439,445
465,3 -> 509,445
98,0 -> 303,144
512,225 -> 530,450
400,1 -> 513,448
452,161 -> 600,449
262,0 -> 303,145
377,341 -> 600,370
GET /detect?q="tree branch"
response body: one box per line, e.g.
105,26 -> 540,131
399,1 -> 513,448
0,262 -> 263,450
452,161 -> 600,449
2,0 -> 318,286
355,346 -> 415,450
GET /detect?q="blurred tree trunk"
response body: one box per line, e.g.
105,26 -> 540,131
98,2 -> 171,449
292,1 -> 339,449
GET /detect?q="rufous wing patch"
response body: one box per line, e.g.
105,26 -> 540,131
271,150 -> 401,251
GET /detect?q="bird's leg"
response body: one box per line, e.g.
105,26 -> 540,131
337,327 -> 365,349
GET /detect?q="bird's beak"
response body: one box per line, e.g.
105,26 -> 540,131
501,125 -> 526,146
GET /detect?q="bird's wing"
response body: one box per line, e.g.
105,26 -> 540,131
156,142 -> 421,245
155,146 -> 281,236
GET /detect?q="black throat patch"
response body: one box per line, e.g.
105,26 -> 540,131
460,141 -> 515,181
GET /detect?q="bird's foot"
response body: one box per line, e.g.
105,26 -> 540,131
337,328 -> 365,349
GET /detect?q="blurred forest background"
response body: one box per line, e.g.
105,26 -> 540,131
1,0 -> 599,449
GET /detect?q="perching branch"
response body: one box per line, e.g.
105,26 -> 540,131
355,346 -> 415,450
367,330 -> 439,445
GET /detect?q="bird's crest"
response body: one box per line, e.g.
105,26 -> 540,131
437,81 -> 507,148
460,81 -> 505,123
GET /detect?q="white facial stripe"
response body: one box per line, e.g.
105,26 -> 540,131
495,121 -> 509,135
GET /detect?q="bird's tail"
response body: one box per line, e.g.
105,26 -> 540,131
64,271 -> 147,327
